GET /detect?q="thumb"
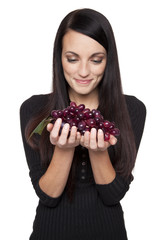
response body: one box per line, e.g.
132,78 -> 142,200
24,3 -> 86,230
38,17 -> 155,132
109,135 -> 117,145
47,123 -> 54,132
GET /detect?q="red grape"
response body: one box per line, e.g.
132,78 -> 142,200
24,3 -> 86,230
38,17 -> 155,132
70,106 -> 76,113
109,128 -> 120,136
103,120 -> 111,129
57,110 -> 63,118
63,108 -> 69,117
77,112 -> 84,119
95,117 -> 101,124
68,119 -> 77,127
83,108 -> 90,114
51,110 -> 58,118
104,132 -> 110,141
86,118 -> 96,128
70,101 -> 77,107
78,121 -> 86,131
77,104 -> 85,111
85,111 -> 93,119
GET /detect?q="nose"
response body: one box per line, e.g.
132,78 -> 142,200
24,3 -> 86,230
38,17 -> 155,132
78,61 -> 90,78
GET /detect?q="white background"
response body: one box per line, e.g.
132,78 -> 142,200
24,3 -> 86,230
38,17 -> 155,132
0,0 -> 160,239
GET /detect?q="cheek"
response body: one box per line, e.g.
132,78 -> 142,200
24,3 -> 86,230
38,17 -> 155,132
62,61 -> 77,76
92,64 -> 106,77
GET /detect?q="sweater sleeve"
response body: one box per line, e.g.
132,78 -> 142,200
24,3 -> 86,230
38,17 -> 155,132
95,96 -> 146,206
96,174 -> 130,206
20,95 -> 62,208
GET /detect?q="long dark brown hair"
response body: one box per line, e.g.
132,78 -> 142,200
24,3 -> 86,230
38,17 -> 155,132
25,8 -> 137,198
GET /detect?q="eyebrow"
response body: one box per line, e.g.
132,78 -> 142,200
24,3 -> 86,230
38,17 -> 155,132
65,51 -> 106,57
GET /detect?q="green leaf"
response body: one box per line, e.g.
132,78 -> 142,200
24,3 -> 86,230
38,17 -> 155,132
28,117 -> 53,140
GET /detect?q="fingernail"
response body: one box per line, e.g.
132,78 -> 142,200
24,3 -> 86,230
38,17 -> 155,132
113,138 -> 117,145
57,118 -> 62,124
64,123 -> 69,129
91,128 -> 96,133
99,129 -> 103,133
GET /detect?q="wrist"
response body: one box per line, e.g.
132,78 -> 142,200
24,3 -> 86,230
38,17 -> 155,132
89,148 -> 109,157
55,145 -> 75,154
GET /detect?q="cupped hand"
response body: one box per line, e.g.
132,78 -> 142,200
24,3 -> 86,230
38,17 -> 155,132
80,128 -> 117,151
47,118 -> 81,149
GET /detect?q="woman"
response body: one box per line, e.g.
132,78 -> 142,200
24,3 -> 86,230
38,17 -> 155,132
20,8 -> 146,240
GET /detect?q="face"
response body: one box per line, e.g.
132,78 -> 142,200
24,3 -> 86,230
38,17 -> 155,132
61,30 -> 107,99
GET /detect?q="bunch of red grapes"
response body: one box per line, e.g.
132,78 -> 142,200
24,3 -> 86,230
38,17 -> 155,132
51,102 -> 120,141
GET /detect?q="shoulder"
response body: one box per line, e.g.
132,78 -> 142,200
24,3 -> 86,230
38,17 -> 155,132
124,95 -> 147,119
20,93 -> 51,128
124,95 -> 147,150
20,93 -> 51,116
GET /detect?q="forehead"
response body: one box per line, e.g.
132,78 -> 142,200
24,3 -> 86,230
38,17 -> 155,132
62,30 -> 106,54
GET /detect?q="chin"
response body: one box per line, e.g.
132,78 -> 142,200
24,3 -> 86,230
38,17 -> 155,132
76,90 -> 91,95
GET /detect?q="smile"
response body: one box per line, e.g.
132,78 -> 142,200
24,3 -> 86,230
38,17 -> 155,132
74,79 -> 92,84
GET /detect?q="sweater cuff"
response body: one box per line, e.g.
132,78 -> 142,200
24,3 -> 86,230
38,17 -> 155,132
95,173 -> 130,206
35,181 -> 62,208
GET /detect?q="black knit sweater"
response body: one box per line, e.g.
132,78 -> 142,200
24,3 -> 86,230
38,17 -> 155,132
20,94 -> 146,240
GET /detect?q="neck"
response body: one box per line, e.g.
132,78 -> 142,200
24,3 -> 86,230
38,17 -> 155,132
69,89 -> 99,110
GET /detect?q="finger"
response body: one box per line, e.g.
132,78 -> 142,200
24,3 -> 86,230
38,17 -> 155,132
50,118 -> 62,142
80,135 -> 84,146
58,123 -> 70,146
74,131 -> 80,145
109,135 -> 117,145
97,129 -> 105,149
83,131 -> 90,148
76,131 -> 81,141
90,128 -> 97,150
68,126 -> 77,144
47,123 -> 54,132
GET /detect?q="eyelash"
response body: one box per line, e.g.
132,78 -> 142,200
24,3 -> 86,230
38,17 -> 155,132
92,60 -> 103,64
67,59 -> 103,64
67,59 -> 78,63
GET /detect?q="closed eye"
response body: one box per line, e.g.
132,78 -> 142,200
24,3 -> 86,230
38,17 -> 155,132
67,58 -> 78,63
92,59 -> 103,64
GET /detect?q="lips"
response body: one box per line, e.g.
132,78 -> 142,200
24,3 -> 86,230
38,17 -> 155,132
74,79 -> 92,84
